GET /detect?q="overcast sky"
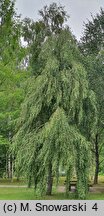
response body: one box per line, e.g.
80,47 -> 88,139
15,0 -> 104,40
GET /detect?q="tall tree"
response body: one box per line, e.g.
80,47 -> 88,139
0,0 -> 30,178
82,54 -> 104,184
22,2 -> 70,75
80,8 -> 104,183
13,29 -> 96,199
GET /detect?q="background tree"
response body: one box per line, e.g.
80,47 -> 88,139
0,0 -> 30,178
80,8 -> 104,55
0,61 -> 29,178
0,135 -> 9,177
80,8 -> 104,184
22,2 -> 70,75
0,0 -> 28,69
38,2 -> 69,34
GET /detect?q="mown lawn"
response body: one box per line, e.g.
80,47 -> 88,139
0,188 -> 35,200
0,178 -> 26,185
0,187 -> 104,200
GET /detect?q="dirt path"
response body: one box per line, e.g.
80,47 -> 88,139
57,185 -> 104,193
57,186 -> 66,193
89,186 -> 104,193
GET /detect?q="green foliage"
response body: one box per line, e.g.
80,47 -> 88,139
0,135 -> 9,177
80,8 -> 104,55
0,0 -> 30,139
22,3 -> 71,75
0,1 -> 30,179
80,8 -> 104,181
0,61 -> 28,136
0,1 -> 99,199
75,137 -> 90,199
13,29 -> 96,199
0,0 -> 27,68
0,60 -> 29,178
39,2 -> 69,34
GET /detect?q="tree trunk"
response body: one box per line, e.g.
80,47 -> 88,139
16,176 -> 20,182
8,130 -> 13,180
94,133 -> 99,184
28,175 -> 32,188
46,163 -> 53,195
8,154 -> 13,180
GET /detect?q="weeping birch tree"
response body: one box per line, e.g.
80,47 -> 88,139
12,27 -> 97,199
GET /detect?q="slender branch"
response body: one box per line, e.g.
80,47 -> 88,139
99,159 -> 104,165
99,142 -> 104,154
91,148 -> 95,154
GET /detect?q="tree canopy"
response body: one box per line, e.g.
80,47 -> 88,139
13,29 -> 96,199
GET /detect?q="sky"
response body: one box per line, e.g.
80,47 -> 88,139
15,0 -> 104,40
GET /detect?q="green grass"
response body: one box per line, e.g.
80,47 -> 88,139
0,188 -> 35,200
0,187 -> 104,200
0,178 -> 27,185
87,193 -> 104,200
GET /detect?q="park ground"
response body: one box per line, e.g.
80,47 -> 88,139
0,176 -> 104,200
